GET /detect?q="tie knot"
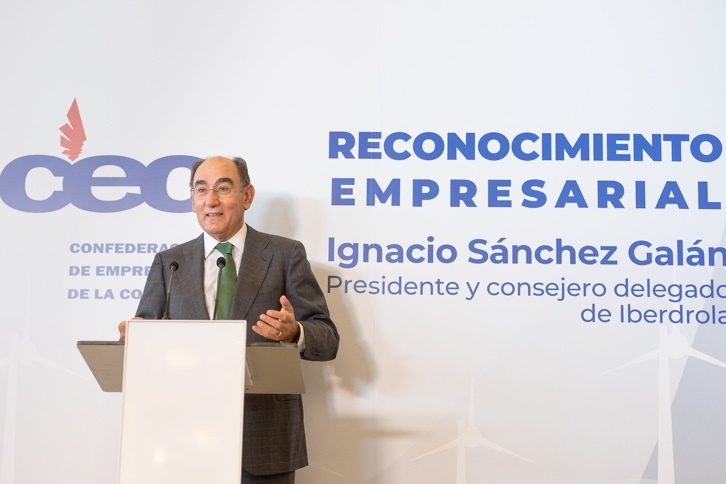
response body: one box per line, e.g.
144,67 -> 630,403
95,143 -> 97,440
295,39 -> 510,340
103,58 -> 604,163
216,242 -> 234,256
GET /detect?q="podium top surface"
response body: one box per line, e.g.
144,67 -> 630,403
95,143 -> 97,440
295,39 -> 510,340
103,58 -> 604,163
78,331 -> 304,394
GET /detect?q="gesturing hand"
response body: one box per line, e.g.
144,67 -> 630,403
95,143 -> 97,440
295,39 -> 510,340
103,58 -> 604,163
253,295 -> 300,343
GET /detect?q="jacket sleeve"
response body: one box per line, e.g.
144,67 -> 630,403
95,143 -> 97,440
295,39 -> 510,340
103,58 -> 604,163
285,240 -> 339,362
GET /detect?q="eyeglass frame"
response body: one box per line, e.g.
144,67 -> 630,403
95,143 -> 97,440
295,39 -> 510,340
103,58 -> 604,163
190,183 -> 247,199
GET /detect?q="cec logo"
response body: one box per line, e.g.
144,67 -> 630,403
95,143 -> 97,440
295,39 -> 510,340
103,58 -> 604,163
0,99 -> 197,213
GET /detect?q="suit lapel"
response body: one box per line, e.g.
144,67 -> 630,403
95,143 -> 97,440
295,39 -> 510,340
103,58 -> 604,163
179,234 -> 210,320
230,226 -> 272,320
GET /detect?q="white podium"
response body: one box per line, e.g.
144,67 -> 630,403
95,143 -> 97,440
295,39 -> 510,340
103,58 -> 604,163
120,320 -> 246,484
77,319 -> 306,484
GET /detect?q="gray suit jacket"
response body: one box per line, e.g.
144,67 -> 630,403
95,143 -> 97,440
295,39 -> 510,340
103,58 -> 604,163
135,225 -> 339,475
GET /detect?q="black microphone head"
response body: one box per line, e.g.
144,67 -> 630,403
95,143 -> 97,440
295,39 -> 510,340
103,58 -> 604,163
169,261 -> 179,271
216,256 -> 226,269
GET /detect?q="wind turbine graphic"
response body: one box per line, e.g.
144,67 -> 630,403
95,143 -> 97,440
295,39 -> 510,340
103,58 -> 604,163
604,324 -> 726,484
0,280 -> 90,484
411,377 -> 532,484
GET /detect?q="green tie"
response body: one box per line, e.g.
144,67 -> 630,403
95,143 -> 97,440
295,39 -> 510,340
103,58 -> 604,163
215,242 -> 237,320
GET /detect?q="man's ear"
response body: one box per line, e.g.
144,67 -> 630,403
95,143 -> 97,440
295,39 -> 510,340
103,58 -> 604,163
244,184 -> 256,210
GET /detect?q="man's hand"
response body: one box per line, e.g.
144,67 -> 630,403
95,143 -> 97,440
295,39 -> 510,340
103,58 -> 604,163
118,317 -> 143,341
254,295 -> 300,343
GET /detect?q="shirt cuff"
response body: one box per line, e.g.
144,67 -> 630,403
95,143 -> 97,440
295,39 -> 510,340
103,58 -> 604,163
295,321 -> 306,351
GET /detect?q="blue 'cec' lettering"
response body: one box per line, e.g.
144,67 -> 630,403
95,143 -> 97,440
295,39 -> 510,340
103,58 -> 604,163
0,155 -> 198,213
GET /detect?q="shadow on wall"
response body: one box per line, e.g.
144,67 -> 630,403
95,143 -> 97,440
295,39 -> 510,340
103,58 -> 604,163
248,192 -> 414,482
246,192 -> 376,393
304,255 -> 418,481
245,192 -> 297,239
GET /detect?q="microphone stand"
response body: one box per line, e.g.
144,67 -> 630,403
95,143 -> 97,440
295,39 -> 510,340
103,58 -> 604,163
162,261 -> 179,320
212,257 -> 226,320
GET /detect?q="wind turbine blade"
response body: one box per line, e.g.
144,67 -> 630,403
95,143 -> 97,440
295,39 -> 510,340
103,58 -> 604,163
411,440 -> 458,461
307,461 -> 350,479
602,349 -> 659,375
470,437 -> 533,462
34,355 -> 91,380
684,347 -> 726,370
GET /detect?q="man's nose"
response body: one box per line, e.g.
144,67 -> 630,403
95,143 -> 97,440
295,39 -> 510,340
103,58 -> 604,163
205,189 -> 221,204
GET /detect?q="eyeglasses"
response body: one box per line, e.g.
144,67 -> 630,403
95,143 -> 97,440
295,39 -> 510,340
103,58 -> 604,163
190,185 -> 243,198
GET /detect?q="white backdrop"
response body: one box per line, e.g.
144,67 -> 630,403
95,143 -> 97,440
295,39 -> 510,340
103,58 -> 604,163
1,1 -> 726,483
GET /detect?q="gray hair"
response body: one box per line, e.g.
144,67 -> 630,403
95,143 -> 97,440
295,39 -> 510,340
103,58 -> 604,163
189,156 -> 251,188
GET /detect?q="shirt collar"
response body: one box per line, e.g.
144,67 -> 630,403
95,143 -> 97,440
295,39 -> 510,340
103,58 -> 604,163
203,224 -> 247,259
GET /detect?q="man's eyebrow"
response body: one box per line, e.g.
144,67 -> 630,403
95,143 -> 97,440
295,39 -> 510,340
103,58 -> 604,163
194,177 -> 235,187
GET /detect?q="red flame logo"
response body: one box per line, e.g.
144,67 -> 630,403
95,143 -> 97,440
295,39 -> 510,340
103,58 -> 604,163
59,99 -> 86,161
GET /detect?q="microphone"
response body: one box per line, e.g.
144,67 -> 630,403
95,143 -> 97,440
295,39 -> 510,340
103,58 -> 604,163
162,261 -> 179,320
212,257 -> 226,320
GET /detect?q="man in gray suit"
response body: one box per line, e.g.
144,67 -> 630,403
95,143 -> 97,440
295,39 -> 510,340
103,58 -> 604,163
118,156 -> 339,483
